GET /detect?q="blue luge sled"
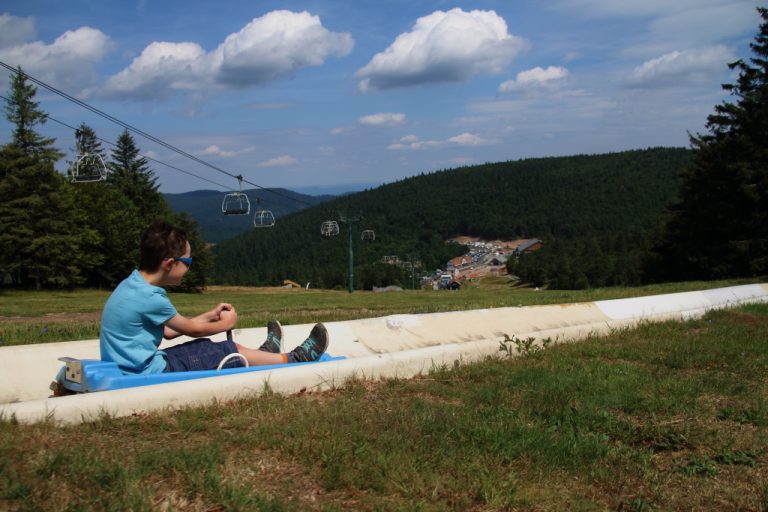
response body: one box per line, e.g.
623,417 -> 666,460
54,353 -> 345,393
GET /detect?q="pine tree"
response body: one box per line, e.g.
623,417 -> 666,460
67,124 -> 141,287
108,129 -> 171,224
67,122 -> 106,182
655,8 -> 768,280
0,68 -> 94,289
3,67 -> 62,164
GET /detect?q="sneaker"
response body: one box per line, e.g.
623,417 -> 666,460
287,323 -> 328,363
258,319 -> 282,353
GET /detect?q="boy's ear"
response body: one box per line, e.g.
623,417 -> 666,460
159,258 -> 173,272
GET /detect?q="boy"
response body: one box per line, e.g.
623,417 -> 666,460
100,220 -> 328,374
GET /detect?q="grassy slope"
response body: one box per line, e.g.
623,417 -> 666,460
1,303 -> 766,510
0,278 -> 761,345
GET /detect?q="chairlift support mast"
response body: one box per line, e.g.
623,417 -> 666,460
326,212 -> 374,293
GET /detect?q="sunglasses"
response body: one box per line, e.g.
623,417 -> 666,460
167,256 -> 193,267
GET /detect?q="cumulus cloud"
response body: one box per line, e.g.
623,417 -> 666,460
198,145 -> 256,158
0,13 -> 36,48
359,112 -> 406,126
0,25 -> 112,88
388,132 -> 497,150
498,66 -> 569,93
257,155 -> 298,167
356,8 -> 528,92
627,45 -> 735,87
102,10 -> 353,99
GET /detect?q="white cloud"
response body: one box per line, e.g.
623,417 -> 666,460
0,13 -> 36,48
499,66 -> 569,93
448,132 -> 496,146
101,41 -> 206,99
257,155 -> 298,167
101,10 -> 353,99
628,45 -> 735,87
356,8 -> 528,92
0,26 -> 112,88
359,112 -> 407,126
388,132 -> 498,150
198,144 -> 256,158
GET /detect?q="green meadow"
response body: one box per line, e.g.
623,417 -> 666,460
0,297 -> 766,510
0,277 -> 759,345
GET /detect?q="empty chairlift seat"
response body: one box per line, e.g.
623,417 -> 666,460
321,220 -> 339,237
222,192 -> 250,215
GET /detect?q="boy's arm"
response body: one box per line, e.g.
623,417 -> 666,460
163,303 -> 234,339
165,307 -> 237,339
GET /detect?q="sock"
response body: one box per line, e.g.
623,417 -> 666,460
281,353 -> 288,364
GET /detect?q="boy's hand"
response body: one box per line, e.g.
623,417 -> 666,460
219,307 -> 238,329
206,303 -> 233,322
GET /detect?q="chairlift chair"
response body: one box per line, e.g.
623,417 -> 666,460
70,153 -> 107,183
221,192 -> 251,215
321,220 -> 340,237
361,229 -> 375,241
253,208 -> 275,228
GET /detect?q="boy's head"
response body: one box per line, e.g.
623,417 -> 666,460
139,220 -> 189,272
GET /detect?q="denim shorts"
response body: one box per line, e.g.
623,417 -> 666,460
163,338 -> 244,372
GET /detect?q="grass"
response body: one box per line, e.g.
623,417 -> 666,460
1,302 -> 767,510
0,277 -> 761,345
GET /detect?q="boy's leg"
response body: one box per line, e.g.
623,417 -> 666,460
235,344 -> 286,365
286,323 -> 328,363
256,319 -> 282,353
236,323 -> 329,365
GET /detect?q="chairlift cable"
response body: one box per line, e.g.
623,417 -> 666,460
0,93 -> 230,190
0,61 -> 313,208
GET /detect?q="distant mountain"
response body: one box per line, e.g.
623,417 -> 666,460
289,182 -> 384,196
212,147 -> 693,288
164,188 -> 334,243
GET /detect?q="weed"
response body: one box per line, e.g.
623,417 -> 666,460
680,457 -> 719,477
714,449 -> 757,467
717,405 -> 768,426
621,497 -> 653,511
498,333 -> 553,357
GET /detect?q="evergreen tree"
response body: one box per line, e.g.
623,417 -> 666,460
108,129 -> 171,224
67,122 -> 106,181
169,212 -> 212,293
3,67 -> 62,164
66,124 -> 142,287
655,8 -> 768,280
0,68 -> 94,289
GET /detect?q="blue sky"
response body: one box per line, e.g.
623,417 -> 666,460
0,1 -> 761,194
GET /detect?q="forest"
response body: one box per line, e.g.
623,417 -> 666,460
212,147 -> 692,289
0,68 -> 211,291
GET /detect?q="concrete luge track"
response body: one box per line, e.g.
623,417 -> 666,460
1,283 -> 766,425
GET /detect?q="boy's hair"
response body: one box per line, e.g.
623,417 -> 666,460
139,220 -> 188,271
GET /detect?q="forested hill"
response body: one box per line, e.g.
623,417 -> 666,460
164,188 -> 334,243
213,147 -> 692,288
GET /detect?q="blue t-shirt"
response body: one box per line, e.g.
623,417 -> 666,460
100,270 -> 177,374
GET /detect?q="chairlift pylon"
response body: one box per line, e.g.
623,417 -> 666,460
70,153 -> 107,183
361,229 -> 375,241
321,220 -> 339,237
